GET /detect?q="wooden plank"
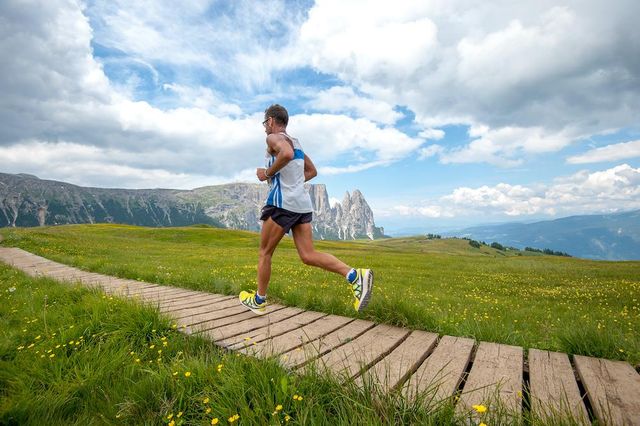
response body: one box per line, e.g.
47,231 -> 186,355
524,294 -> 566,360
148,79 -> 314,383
241,315 -> 354,358
130,289 -> 203,307
158,293 -> 229,309
574,354 -> 640,426
403,336 -> 474,404
279,319 -> 375,369
357,330 -> 438,392
528,349 -> 589,425
199,307 -> 304,342
2,258 -> 53,268
457,342 -> 523,420
128,287 -> 197,303
162,297 -> 242,318
220,310 -> 328,349
306,324 -> 410,380
175,305 -> 251,328
158,294 -> 232,311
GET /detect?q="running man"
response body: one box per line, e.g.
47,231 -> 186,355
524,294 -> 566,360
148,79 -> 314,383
239,104 -> 373,315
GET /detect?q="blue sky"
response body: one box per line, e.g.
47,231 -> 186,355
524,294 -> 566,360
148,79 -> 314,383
1,0 -> 639,234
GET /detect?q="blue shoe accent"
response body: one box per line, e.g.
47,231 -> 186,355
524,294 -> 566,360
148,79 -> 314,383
346,268 -> 358,283
255,293 -> 266,304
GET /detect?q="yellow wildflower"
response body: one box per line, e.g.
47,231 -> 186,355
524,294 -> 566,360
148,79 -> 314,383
472,404 -> 487,413
211,418 -> 219,425
185,371 -> 191,377
203,397 -> 210,404
276,404 -> 283,411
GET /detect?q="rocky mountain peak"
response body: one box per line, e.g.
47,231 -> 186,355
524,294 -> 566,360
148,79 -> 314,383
0,173 -> 385,240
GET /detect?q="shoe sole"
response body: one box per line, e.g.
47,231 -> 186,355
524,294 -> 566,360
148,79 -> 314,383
357,270 -> 374,312
239,296 -> 267,315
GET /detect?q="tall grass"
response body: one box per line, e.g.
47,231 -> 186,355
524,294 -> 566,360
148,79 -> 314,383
1,263 -> 481,425
1,224 -> 639,365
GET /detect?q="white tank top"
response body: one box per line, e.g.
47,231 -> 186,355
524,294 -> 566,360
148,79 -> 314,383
264,132 -> 313,213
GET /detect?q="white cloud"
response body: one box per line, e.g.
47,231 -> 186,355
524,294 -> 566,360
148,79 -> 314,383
385,164 -> 640,219
0,0 -> 428,189
418,128 -> 445,140
307,86 -> 402,125
288,114 -> 425,164
163,84 -> 243,116
299,1 -> 438,84
296,0 -> 640,165
86,0 -> 306,90
418,144 -> 443,160
567,140 -> 640,164
427,126 -> 576,167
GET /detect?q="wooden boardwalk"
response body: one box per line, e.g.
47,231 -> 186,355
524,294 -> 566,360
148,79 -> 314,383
1,246 -> 639,425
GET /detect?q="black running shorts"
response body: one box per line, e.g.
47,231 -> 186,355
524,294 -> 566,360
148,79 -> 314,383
260,205 -> 313,233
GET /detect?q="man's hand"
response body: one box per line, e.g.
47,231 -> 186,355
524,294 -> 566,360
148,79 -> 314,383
256,167 -> 269,182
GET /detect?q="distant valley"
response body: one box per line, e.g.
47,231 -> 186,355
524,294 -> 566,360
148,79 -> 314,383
445,210 -> 640,260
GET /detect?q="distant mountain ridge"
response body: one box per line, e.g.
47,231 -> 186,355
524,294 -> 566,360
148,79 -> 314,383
0,173 -> 385,240
447,210 -> 640,260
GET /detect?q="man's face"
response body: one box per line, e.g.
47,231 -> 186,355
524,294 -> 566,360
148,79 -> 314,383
262,116 -> 273,135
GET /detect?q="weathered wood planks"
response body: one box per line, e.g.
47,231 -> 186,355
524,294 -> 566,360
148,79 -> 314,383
574,354 -> 640,426
528,349 -> 589,425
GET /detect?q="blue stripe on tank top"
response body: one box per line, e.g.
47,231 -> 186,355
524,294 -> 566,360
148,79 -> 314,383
276,174 -> 283,208
293,149 -> 304,160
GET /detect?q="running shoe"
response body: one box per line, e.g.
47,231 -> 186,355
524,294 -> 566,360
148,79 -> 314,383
350,268 -> 374,312
239,290 -> 267,315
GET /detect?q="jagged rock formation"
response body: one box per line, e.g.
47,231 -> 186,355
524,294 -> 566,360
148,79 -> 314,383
0,173 -> 384,240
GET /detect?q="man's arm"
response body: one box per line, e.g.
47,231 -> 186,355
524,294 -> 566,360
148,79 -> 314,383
303,154 -> 317,182
256,134 -> 294,181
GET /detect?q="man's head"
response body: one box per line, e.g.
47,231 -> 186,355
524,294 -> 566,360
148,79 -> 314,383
264,104 -> 288,127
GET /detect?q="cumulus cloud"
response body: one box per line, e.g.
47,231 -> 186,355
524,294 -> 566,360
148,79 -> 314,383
0,0 -> 424,189
385,164 -> 640,219
438,126 -> 576,167
306,86 -> 402,125
296,0 -> 640,164
567,140 -> 640,164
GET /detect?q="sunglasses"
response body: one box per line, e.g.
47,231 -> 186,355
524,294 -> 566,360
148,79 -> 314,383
262,117 -> 270,127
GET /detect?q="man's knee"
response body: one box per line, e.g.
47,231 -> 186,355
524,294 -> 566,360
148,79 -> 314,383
299,251 -> 316,266
259,248 -> 275,260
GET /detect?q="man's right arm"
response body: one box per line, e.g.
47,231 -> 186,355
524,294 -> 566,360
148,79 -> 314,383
264,134 -> 294,178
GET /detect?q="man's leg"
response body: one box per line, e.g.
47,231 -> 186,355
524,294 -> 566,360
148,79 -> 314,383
291,222 -> 351,276
257,217 -> 287,296
292,222 -> 374,312
240,217 -> 286,315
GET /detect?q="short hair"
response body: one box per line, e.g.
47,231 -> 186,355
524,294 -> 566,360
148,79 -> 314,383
265,104 -> 288,126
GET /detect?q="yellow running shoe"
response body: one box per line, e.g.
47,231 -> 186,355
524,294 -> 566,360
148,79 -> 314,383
239,290 -> 267,315
350,269 -> 373,312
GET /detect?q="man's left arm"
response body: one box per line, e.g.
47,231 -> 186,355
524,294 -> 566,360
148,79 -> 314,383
303,154 -> 317,182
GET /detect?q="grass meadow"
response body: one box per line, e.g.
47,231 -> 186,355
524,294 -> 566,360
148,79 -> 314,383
1,224 -> 638,365
1,224 -> 638,424
1,262 -> 475,425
